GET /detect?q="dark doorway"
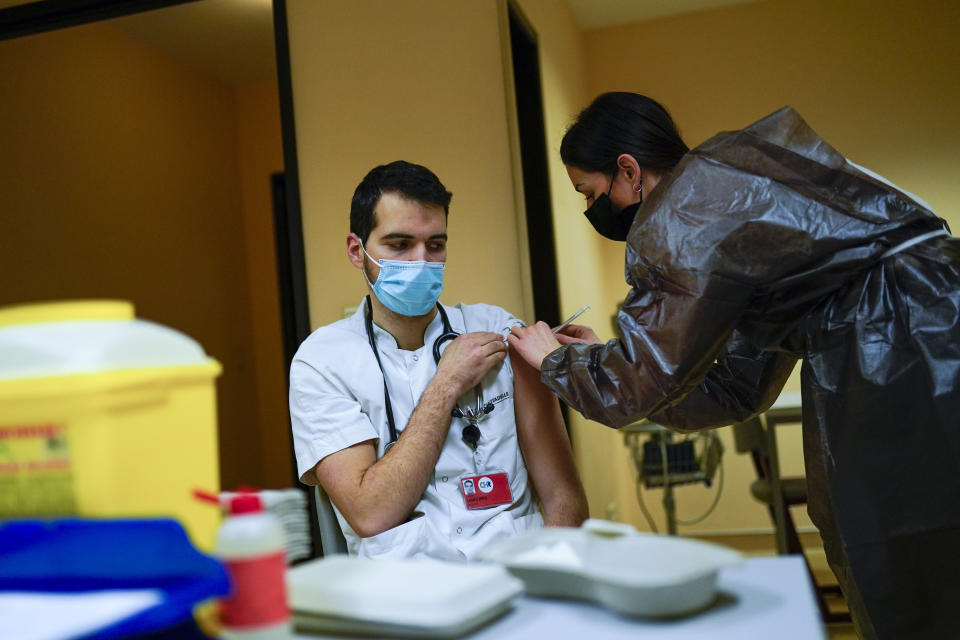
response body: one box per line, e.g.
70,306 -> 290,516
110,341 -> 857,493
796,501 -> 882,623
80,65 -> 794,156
270,170 -> 319,559
507,3 -> 570,429
507,3 -> 561,329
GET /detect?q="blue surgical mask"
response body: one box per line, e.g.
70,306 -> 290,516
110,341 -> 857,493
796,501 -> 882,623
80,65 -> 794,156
361,242 -> 445,316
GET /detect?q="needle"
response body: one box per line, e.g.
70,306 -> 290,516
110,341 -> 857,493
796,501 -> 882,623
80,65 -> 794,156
552,305 -> 590,334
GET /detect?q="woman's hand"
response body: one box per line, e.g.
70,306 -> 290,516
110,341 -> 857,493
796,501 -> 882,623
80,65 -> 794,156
555,323 -> 600,345
507,322 -> 562,371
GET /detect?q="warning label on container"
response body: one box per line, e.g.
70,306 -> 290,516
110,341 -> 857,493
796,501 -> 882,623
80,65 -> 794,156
0,423 -> 76,516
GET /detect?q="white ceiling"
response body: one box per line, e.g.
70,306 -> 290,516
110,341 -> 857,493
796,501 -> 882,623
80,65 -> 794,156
1,0 -> 761,84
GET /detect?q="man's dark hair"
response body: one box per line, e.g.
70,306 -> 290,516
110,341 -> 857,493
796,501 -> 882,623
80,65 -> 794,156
560,92 -> 689,177
350,161 -> 453,243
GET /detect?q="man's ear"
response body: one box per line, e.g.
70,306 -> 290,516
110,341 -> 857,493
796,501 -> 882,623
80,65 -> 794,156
616,153 -> 642,185
346,233 -> 364,270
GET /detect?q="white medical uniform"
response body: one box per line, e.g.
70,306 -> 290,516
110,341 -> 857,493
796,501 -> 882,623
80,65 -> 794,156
289,301 -> 543,561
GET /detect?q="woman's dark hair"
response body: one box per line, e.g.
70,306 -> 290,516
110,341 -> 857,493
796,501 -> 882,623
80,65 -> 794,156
350,160 -> 453,243
560,92 -> 688,176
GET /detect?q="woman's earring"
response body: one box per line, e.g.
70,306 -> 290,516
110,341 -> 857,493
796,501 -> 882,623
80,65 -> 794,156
633,183 -> 642,194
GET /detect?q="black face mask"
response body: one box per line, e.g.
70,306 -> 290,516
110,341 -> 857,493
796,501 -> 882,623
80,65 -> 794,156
583,194 -> 642,241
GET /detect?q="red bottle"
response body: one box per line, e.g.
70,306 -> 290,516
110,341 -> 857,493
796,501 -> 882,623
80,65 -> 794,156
216,494 -> 290,639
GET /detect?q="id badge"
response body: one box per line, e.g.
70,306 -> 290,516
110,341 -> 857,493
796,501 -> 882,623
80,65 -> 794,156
460,471 -> 512,509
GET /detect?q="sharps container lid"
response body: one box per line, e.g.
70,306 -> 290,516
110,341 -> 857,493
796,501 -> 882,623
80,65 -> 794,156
0,299 -> 210,381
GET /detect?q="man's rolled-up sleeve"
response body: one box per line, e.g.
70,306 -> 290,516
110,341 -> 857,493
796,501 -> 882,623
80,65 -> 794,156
289,359 -> 379,485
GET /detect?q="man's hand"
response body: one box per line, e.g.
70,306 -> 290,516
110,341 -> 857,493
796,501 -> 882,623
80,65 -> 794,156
434,331 -> 508,396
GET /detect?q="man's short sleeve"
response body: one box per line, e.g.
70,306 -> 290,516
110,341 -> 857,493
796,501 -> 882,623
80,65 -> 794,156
289,359 -> 379,485
498,311 -> 525,335
460,302 -> 525,337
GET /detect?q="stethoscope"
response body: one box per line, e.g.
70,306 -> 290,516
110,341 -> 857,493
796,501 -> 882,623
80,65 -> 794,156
364,296 -> 495,453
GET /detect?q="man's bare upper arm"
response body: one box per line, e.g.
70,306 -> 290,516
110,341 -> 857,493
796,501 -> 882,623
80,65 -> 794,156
313,440 -> 378,516
510,346 -> 587,525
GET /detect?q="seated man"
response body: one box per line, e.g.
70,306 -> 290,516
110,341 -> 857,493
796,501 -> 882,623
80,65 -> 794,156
290,160 -> 588,560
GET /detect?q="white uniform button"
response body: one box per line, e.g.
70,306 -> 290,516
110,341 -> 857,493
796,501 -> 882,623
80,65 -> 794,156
412,354 -> 419,361
457,527 -> 463,534
441,476 -> 448,483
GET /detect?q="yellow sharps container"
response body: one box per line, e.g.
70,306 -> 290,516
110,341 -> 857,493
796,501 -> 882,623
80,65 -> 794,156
0,300 -> 222,549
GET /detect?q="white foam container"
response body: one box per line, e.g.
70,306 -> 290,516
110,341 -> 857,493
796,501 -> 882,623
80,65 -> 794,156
287,556 -> 523,638
476,519 -> 743,618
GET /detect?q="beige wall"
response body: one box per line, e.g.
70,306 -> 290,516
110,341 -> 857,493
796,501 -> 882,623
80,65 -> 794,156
583,0 -> 960,226
286,0 -> 527,328
0,21 -> 290,491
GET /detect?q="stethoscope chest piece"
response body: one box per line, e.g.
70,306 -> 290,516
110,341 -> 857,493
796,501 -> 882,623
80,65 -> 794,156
461,424 -> 481,450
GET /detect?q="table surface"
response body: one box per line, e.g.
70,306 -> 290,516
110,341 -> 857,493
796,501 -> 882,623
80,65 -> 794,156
293,555 -> 826,640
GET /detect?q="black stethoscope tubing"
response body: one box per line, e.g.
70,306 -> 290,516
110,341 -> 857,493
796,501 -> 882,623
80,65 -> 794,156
431,305 -> 459,365
364,295 -> 401,445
